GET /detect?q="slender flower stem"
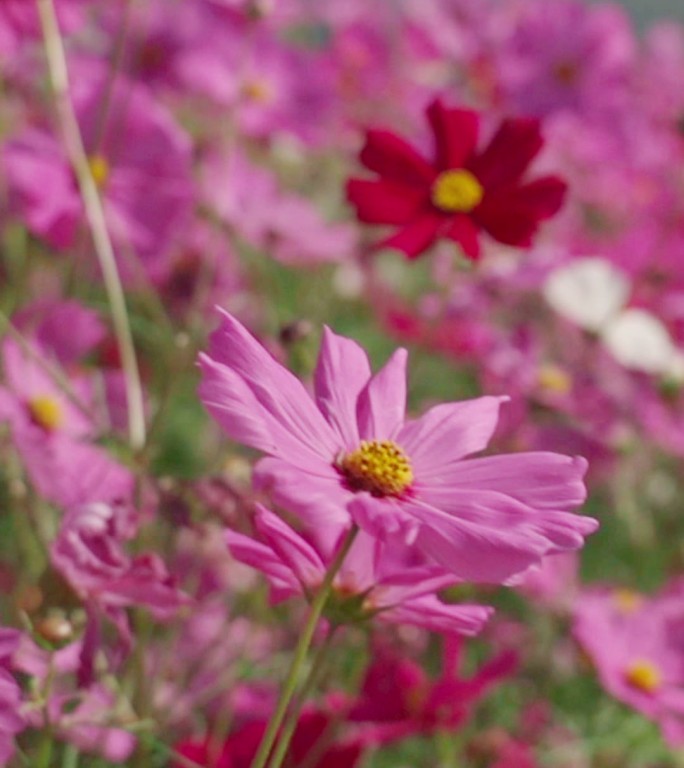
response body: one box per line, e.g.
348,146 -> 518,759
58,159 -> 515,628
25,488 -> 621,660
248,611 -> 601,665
267,626 -> 338,768
36,0 -> 146,450
249,524 -> 359,768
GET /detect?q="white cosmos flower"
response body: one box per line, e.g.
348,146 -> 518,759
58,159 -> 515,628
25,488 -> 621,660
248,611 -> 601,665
544,257 -> 683,379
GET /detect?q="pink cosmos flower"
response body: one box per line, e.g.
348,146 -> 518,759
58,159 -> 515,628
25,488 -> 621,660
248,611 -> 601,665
98,0 -> 238,103
3,67 -> 193,267
0,337 -> 93,440
12,300 -> 106,367
50,500 -> 189,683
226,504 -> 492,636
573,583 -> 684,745
0,335 -> 133,508
51,501 -> 188,618
199,310 -> 597,583
496,0 -> 635,120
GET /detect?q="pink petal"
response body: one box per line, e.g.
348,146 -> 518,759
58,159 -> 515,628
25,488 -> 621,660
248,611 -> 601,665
255,506 -> 325,589
314,327 -> 371,451
438,453 -> 588,508
357,348 -> 408,441
198,355 -> 279,453
407,490 -> 598,582
254,458 -> 352,553
382,596 -> 492,637
225,530 -> 301,602
201,309 -> 339,462
397,396 -> 507,478
407,498 -> 551,583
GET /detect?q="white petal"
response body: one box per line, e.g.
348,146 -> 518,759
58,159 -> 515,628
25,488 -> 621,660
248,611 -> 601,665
602,308 -> 676,374
544,258 -> 630,331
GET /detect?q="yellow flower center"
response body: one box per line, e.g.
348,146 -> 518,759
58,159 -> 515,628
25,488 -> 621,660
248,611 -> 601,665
431,169 -> 484,213
27,395 -> 63,432
241,79 -> 273,104
339,439 -> 413,497
537,364 -> 572,395
613,588 -> 642,614
88,154 -> 110,189
624,659 -> 662,693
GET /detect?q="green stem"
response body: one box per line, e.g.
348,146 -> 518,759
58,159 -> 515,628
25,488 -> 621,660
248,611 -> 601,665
36,0 -> 146,451
267,626 -> 338,768
36,733 -> 54,768
61,743 -> 80,768
249,525 -> 359,768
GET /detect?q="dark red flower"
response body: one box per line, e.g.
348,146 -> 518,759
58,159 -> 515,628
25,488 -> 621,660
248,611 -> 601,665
174,710 -> 362,768
346,99 -> 567,259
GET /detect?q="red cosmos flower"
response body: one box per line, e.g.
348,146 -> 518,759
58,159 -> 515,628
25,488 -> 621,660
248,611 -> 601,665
346,99 -> 567,260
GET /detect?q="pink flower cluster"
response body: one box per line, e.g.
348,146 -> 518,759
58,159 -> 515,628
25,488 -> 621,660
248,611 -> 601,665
1,0 -> 684,765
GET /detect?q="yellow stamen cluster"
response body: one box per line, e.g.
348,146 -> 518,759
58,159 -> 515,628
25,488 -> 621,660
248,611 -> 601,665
88,154 -> 110,189
537,364 -> 572,395
242,79 -> 273,104
339,439 -> 413,497
431,169 -> 484,213
27,395 -> 63,432
624,659 -> 662,693
613,588 -> 643,615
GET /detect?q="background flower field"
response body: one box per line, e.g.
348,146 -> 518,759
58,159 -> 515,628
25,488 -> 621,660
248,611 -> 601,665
2,1 -> 684,766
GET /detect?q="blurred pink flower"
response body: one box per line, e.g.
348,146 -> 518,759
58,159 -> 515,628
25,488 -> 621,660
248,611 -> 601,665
515,551 -> 579,611
496,0 -> 635,120
226,504 -> 492,636
13,637 -> 136,762
573,583 -> 684,745
12,300 -> 106,367
3,69 -> 193,268
51,501 -> 188,617
0,629 -> 24,768
0,337 -> 94,440
203,151 -> 356,266
199,310 -> 597,582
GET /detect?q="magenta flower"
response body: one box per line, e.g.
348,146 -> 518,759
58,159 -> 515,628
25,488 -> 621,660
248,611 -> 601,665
348,638 -> 517,742
51,501 -> 188,617
0,629 -> 24,768
199,310 -> 597,583
227,504 -> 491,636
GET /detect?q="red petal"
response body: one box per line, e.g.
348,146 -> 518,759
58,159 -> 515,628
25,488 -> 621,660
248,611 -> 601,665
360,129 -> 436,186
377,212 -> 444,260
475,177 -> 566,246
444,214 -> 481,259
514,175 -> 568,218
426,99 -> 480,170
346,178 -> 429,225
469,117 -> 544,189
